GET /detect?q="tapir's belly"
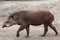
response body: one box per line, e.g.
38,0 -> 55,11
29,18 -> 45,25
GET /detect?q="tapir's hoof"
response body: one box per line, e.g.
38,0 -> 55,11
41,35 -> 45,37
55,32 -> 58,35
16,34 -> 19,37
25,36 -> 29,38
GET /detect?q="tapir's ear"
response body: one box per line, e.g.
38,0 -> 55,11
11,16 -> 15,20
10,16 -> 14,18
9,15 -> 19,20
8,15 -> 14,20
10,15 -> 17,20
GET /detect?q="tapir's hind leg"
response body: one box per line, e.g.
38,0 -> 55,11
41,23 -> 48,37
48,23 -> 58,35
25,25 -> 30,37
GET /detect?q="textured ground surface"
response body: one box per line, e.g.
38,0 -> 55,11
0,1 -> 60,40
0,19 -> 60,40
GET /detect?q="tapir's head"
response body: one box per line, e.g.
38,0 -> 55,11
2,14 -> 18,28
2,11 -> 25,28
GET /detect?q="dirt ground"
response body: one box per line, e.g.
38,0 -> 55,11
0,19 -> 60,40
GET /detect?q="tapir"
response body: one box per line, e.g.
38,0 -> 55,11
2,10 -> 58,37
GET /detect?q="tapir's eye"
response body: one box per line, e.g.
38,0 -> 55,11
5,21 -> 9,23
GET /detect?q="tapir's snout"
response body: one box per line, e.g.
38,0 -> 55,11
2,25 -> 7,28
2,23 -> 11,28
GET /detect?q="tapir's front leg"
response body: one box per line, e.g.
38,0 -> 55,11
16,24 -> 27,37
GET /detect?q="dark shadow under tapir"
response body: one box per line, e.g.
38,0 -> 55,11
2,10 -> 58,37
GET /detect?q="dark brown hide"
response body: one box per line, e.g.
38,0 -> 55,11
2,10 -> 58,37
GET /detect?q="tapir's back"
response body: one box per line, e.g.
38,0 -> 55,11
24,10 -> 54,25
